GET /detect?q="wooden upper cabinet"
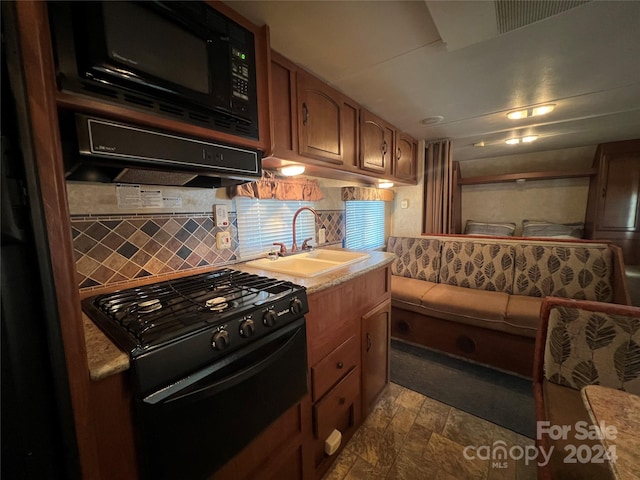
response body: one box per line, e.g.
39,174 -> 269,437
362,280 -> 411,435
296,71 -> 343,164
585,139 -> 640,264
596,147 -> 640,231
360,109 -> 393,175
269,51 -> 298,159
393,132 -> 417,182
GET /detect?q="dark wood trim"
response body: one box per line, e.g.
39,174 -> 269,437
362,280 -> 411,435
458,168 -> 597,185
14,2 -> 102,478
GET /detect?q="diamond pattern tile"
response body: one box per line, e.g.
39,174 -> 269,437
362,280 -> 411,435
72,212 -> 240,290
72,210 -> 342,291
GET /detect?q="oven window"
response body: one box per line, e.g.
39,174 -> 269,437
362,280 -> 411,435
235,198 -> 316,259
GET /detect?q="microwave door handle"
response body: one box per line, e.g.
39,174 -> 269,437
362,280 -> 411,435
142,320 -> 304,406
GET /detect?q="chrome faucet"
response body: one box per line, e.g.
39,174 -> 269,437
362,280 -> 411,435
291,207 -> 320,253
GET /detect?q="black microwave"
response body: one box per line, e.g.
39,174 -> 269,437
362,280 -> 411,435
49,1 -> 259,140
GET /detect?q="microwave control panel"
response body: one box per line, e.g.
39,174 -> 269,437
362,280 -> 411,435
231,47 -> 250,113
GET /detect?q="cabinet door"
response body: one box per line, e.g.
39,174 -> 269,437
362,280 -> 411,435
297,71 -> 343,164
394,132 -> 417,182
269,51 -> 298,159
362,300 -> 391,415
597,151 -> 640,231
360,109 -> 393,174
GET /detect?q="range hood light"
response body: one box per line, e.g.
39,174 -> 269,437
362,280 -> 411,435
378,181 -> 394,189
505,138 -> 520,145
522,135 -> 538,143
279,165 -> 306,176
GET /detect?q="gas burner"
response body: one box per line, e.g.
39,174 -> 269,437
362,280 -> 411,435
137,299 -> 162,314
205,297 -> 229,312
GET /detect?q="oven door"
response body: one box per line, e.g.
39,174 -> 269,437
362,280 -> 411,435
135,317 -> 308,480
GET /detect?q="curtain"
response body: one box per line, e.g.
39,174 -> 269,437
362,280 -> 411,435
231,171 -> 324,201
423,139 -> 453,234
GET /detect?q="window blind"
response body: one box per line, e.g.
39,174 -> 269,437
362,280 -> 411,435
236,198 -> 316,259
345,200 -> 385,250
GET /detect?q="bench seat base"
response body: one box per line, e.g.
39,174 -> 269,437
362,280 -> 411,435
391,305 -> 535,377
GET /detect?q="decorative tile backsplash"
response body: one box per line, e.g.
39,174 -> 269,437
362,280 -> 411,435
72,210 -> 344,290
72,212 -> 239,290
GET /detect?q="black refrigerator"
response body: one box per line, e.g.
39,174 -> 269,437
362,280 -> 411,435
1,4 -> 80,478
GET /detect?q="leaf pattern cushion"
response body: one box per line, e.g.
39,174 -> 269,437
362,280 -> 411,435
439,241 -> 516,293
387,236 -> 441,282
544,306 -> 640,394
513,245 -> 613,302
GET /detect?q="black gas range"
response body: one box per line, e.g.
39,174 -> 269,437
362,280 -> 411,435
82,268 -> 309,480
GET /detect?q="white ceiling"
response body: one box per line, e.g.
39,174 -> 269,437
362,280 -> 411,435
225,0 -> 640,163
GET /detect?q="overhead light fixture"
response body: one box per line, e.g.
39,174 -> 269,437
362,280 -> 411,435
505,135 -> 538,145
378,181 -> 394,189
507,104 -> 555,120
279,165 -> 305,176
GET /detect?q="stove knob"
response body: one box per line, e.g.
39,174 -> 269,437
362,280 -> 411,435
239,319 -> 255,338
263,309 -> 277,327
211,330 -> 230,351
290,298 -> 303,315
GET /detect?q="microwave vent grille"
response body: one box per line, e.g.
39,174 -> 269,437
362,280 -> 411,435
123,94 -> 155,109
235,124 -> 252,136
159,104 -> 187,117
79,81 -> 119,99
189,112 -> 212,124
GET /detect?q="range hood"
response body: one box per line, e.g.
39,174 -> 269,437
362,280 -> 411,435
63,114 -> 262,188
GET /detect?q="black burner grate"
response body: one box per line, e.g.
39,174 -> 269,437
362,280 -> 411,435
87,269 -> 298,347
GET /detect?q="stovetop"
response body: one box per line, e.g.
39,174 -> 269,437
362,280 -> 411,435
83,268 -> 309,394
83,268 -> 306,350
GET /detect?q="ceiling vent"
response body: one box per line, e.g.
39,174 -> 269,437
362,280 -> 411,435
495,0 -> 590,34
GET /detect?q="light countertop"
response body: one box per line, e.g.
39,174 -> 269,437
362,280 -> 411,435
82,250 -> 395,381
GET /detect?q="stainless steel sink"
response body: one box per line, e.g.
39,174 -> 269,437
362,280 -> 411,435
244,249 -> 370,278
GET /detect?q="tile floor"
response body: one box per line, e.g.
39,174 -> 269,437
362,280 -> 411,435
322,383 -> 537,480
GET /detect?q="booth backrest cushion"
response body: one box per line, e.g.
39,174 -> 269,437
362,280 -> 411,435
544,305 -> 640,395
439,240 -> 516,293
513,245 -> 614,302
387,236 -> 441,282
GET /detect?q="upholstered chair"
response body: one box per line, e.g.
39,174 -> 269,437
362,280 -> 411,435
533,296 -> 640,480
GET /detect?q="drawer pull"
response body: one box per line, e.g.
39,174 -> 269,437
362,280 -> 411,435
336,361 -> 344,369
339,397 -> 346,405
366,333 -> 372,352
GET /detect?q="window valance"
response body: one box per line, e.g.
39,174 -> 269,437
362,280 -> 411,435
341,186 -> 394,202
231,171 -> 324,201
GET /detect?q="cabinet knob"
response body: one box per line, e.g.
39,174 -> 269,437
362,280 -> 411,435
366,333 -> 372,352
338,397 -> 346,405
302,102 -> 309,126
382,140 -> 388,155
336,361 -> 344,369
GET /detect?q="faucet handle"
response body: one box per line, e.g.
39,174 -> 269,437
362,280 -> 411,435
272,242 -> 287,255
301,237 -> 313,250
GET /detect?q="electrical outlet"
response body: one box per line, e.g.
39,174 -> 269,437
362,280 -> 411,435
216,231 -> 231,249
213,205 -> 229,227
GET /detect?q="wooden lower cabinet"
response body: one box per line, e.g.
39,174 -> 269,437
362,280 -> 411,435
88,266 -> 391,480
362,300 -> 391,416
212,396 -> 313,480
305,265 -> 391,479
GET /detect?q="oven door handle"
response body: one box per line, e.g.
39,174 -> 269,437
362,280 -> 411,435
142,318 -> 306,406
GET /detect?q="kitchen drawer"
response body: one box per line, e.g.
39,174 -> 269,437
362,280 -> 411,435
312,367 -> 361,466
311,335 -> 359,402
